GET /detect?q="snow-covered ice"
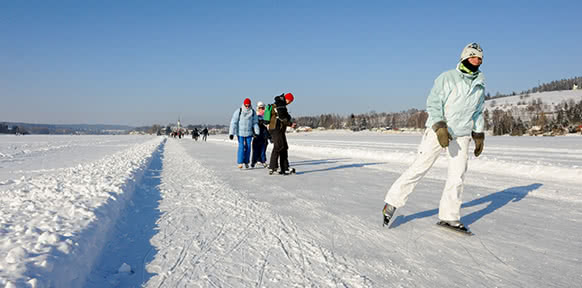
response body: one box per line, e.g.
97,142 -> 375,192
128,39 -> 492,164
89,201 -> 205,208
1,132 -> 581,287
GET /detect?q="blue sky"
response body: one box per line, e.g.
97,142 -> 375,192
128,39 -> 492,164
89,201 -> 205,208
1,0 -> 581,126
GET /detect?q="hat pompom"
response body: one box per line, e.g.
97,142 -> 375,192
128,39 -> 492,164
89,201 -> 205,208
284,93 -> 294,103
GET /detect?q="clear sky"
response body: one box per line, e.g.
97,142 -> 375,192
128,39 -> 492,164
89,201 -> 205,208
1,0 -> 581,126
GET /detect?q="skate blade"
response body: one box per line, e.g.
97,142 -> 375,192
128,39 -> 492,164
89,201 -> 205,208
436,221 -> 473,236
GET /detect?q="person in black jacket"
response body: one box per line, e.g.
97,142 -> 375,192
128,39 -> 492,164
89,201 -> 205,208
267,93 -> 295,175
192,128 -> 199,141
201,127 -> 208,141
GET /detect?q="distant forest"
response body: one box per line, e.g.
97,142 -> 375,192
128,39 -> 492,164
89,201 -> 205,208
484,98 -> 582,136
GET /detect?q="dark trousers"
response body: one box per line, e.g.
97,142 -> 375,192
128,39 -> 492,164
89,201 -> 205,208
269,129 -> 288,171
251,137 -> 267,164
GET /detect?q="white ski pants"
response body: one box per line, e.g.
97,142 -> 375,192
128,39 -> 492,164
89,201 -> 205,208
384,128 -> 471,221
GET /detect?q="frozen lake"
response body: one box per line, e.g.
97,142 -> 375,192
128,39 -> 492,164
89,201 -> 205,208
1,132 -> 581,287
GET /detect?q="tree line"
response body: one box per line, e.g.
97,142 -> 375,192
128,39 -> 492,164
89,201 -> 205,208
486,76 -> 581,100
0,123 -> 29,135
485,98 -> 582,136
295,109 -> 428,131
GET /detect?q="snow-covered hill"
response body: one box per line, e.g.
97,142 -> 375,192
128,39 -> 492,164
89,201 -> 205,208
484,89 -> 582,112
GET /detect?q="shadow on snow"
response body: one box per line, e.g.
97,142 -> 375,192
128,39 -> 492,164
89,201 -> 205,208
289,158 -> 350,167
85,142 -> 164,287
390,183 -> 543,228
296,162 -> 385,175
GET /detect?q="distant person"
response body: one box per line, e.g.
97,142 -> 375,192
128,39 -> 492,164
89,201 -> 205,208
192,128 -> 199,141
251,101 -> 270,168
267,93 -> 296,175
382,43 -> 486,233
229,98 -> 260,169
201,127 -> 208,141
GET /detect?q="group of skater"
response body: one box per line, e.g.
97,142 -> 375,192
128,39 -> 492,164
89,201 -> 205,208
170,128 -> 208,140
170,130 -> 184,139
229,92 -> 296,175
228,43 -> 487,232
191,127 -> 208,141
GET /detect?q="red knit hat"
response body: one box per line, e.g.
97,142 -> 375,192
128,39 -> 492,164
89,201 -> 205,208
243,98 -> 251,105
284,93 -> 294,103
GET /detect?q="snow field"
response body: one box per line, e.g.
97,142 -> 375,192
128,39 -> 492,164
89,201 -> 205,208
1,133 -> 581,287
0,136 -> 163,287
201,135 -> 582,287
0,136 -> 116,160
144,139 -> 378,287
0,135 -> 162,182
180,136 -> 582,287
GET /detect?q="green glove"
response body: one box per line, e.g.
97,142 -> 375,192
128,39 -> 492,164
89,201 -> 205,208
432,121 -> 452,148
472,132 -> 485,157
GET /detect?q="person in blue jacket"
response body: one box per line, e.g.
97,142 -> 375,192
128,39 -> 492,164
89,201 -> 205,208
229,98 -> 260,169
382,43 -> 486,231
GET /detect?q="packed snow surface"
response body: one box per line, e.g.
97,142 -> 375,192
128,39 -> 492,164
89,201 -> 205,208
1,132 -> 581,287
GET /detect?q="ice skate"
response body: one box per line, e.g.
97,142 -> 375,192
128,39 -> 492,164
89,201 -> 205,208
436,220 -> 472,235
382,203 -> 396,227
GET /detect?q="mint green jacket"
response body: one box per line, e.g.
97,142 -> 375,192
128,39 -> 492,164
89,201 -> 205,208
425,63 -> 486,137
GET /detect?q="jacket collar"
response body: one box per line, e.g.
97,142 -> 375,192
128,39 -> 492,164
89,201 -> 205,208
456,63 -> 485,88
